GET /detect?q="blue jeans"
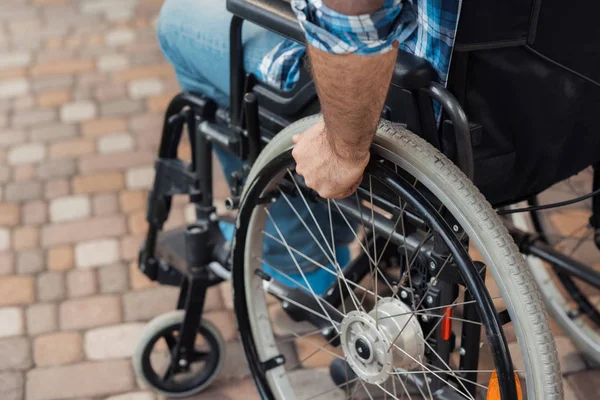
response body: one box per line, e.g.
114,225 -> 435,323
157,0 -> 354,274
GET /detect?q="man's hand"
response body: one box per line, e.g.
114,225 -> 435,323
292,120 -> 369,199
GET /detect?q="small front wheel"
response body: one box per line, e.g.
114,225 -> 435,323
133,310 -> 225,398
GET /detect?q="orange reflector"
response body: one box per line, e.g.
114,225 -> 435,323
486,370 -> 523,400
440,306 -> 453,341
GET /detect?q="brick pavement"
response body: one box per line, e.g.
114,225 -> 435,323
0,0 -> 598,400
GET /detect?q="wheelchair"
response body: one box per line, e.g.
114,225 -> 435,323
128,1 -> 577,399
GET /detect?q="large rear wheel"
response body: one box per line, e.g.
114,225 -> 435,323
233,116 -> 562,400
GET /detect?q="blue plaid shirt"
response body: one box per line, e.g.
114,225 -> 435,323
258,0 -> 462,91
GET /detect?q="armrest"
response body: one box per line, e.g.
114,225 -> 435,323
227,0 -> 305,43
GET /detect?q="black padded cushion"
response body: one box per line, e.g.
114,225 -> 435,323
227,0 -> 305,43
392,50 -> 434,90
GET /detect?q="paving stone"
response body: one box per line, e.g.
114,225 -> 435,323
44,179 -> 69,199
72,171 -> 125,194
16,249 -> 44,274
147,93 -> 174,113
26,303 -> 57,336
60,101 -> 97,123
33,332 -> 83,366
5,181 -> 42,202
0,371 -> 24,400
0,52 -> 31,68
121,235 -> 144,262
37,272 -> 65,301
49,139 -> 95,159
30,59 -> 95,78
0,165 -> 9,184
128,260 -> 155,291
81,117 -> 126,137
98,133 -> 134,154
98,54 -> 129,72
49,195 -> 91,222
13,94 -> 35,110
11,109 -> 56,128
100,98 -> 144,117
119,190 -> 146,213
13,165 -> 35,182
30,123 -> 77,143
7,142 -> 45,165
125,165 -> 155,190
204,310 -> 238,342
22,200 -> 47,225
30,124 -> 77,143
92,192 -> 118,216
0,203 -> 20,226
47,245 -> 73,271
220,341 -> 253,380
78,151 -> 154,174
123,286 -> 179,321
128,210 -> 147,235
37,89 -> 71,108
129,112 -> 162,134
0,336 -> 30,369
105,28 -> 136,47
568,370 -> 600,399
98,263 -> 128,293
114,64 -> 174,82
41,215 -> 126,247
26,360 -> 134,400
0,252 -> 14,276
105,392 -> 155,400
0,78 -> 29,99
0,129 -> 26,148
59,295 -> 122,330
36,159 -> 76,180
66,269 -> 97,298
31,76 -> 73,92
13,226 -> 40,250
0,275 -> 34,306
94,83 -> 128,102
75,238 -> 120,268
128,78 -> 163,99
84,323 -> 144,360
0,228 -> 10,251
0,308 -> 24,338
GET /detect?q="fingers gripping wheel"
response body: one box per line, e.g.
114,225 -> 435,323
133,311 -> 225,398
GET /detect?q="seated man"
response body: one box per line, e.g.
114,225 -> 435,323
157,0 -> 461,293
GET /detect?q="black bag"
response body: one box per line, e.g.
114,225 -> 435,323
447,0 -> 600,206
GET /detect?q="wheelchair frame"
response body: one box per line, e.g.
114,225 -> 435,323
133,3 -> 598,399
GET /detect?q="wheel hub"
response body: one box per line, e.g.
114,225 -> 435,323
340,297 -> 425,385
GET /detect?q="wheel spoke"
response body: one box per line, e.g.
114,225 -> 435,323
301,377 -> 360,400
260,232 -> 380,301
264,208 -> 340,333
272,321 -> 343,361
259,257 -> 345,320
163,333 -> 177,353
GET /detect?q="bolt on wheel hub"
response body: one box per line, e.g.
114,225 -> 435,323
340,297 -> 425,385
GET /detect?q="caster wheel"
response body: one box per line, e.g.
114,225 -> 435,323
133,310 -> 225,398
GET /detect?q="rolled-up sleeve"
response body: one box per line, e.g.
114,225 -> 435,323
291,0 -> 418,55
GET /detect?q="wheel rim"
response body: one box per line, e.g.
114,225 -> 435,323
140,321 -> 221,394
234,152 -> 528,400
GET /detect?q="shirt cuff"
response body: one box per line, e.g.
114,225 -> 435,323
291,0 -> 418,55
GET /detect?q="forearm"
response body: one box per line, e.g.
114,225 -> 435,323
306,0 -> 398,161
308,44 -> 397,161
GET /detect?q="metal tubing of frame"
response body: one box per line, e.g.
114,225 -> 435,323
526,239 -> 600,290
421,82 -> 474,180
229,16 -> 245,127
